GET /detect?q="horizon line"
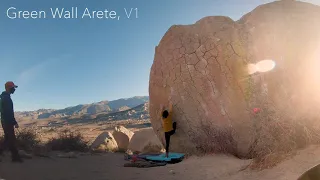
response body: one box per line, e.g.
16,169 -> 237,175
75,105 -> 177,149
16,95 -> 149,112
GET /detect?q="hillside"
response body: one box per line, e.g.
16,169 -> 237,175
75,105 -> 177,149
15,96 -> 149,120
95,101 -> 150,121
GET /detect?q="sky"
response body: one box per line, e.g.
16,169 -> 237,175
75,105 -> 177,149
0,0 -> 319,111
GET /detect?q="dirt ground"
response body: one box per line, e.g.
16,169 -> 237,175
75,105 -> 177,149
1,145 -> 320,180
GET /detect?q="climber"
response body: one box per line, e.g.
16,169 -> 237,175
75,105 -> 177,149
0,81 -> 23,162
161,101 -> 177,158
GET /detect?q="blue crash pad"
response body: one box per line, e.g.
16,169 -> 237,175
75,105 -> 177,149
145,153 -> 185,162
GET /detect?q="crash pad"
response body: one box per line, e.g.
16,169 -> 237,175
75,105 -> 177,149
145,153 -> 185,163
124,153 -> 162,161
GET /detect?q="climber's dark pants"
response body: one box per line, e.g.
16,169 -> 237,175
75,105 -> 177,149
164,122 -> 177,153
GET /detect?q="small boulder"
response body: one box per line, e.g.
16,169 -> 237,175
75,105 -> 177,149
91,132 -> 118,152
112,126 -> 134,151
128,128 -> 163,154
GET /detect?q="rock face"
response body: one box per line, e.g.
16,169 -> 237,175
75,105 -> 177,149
112,126 -> 134,151
90,132 -> 118,152
127,128 -> 164,154
149,1 -> 320,157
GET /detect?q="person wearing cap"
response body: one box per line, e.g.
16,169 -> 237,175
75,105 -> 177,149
0,81 -> 23,162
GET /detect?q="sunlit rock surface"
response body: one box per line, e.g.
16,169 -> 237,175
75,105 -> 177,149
149,0 -> 320,157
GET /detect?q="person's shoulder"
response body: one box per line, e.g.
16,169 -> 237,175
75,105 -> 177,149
1,92 -> 10,100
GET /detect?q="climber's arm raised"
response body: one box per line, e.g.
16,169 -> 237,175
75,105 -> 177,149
168,101 -> 173,113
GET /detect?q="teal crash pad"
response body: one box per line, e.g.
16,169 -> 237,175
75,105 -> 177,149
145,153 -> 185,163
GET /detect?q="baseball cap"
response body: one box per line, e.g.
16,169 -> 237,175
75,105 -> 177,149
5,81 -> 18,89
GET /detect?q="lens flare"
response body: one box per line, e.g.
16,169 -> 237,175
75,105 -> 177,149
247,63 -> 258,75
247,60 -> 276,75
256,59 -> 276,72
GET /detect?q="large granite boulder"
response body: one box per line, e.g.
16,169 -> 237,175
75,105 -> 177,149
149,0 -> 320,157
112,126 -> 134,151
127,128 -> 164,154
90,132 -> 118,152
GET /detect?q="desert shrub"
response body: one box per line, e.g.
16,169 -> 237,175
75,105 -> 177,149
16,128 -> 41,152
0,128 -> 41,152
46,129 -> 89,152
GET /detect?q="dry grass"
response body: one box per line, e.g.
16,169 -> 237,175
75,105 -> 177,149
0,128 -> 90,154
16,128 -> 41,152
45,129 -> 89,152
0,128 -> 41,152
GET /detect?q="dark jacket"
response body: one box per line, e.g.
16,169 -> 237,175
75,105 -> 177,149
0,91 -> 17,125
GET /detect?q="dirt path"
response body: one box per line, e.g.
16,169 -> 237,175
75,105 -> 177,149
0,153 -> 249,180
1,146 -> 320,180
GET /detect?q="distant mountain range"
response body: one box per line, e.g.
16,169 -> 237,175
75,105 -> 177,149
15,96 -> 149,120
94,101 -> 150,122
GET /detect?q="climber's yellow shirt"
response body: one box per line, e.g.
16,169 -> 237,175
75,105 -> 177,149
162,112 -> 173,132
